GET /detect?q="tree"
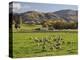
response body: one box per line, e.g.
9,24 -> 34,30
41,19 -> 78,30
69,21 -> 78,29
14,14 -> 21,30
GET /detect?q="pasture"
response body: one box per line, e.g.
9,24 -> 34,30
12,31 -> 78,58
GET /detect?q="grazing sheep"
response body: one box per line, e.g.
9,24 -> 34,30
39,39 -> 43,42
33,35 -> 65,52
44,38 -> 47,42
34,37 -> 39,42
34,37 -> 43,47
62,41 -> 65,45
54,46 -> 61,49
29,36 -> 33,40
42,42 -> 47,51
54,39 -> 56,41
42,46 -> 46,51
50,46 -> 53,50
61,38 -> 63,40
56,43 -> 61,46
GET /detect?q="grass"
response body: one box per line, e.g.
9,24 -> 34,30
12,31 -> 78,58
11,24 -> 78,58
13,24 -> 42,32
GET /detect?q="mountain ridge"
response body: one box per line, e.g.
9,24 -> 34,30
12,9 -> 78,24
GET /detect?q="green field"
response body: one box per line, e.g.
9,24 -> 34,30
12,31 -> 78,58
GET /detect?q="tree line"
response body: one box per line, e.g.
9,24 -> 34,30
41,19 -> 78,30
13,15 -> 78,30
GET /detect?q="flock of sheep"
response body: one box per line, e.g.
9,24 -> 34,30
28,34 -> 77,54
30,35 -> 65,51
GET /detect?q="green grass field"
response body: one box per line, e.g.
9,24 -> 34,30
11,24 -> 78,58
12,31 -> 78,58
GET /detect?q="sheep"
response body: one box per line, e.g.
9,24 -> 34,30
50,46 -> 53,51
41,41 -> 47,51
29,36 -> 33,40
34,37 -> 39,42
60,38 -> 63,40
33,37 -> 41,47
39,39 -> 43,42
62,41 -> 65,45
33,35 -> 65,52
42,46 -> 46,51
53,36 -> 62,50
53,38 -> 57,41
55,42 -> 62,49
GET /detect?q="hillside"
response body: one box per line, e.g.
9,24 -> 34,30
12,9 -> 78,24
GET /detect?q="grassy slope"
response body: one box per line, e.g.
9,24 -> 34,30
13,24 -> 42,32
11,24 -> 78,58
12,31 -> 78,58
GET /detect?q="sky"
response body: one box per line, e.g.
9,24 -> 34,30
10,2 -> 78,13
